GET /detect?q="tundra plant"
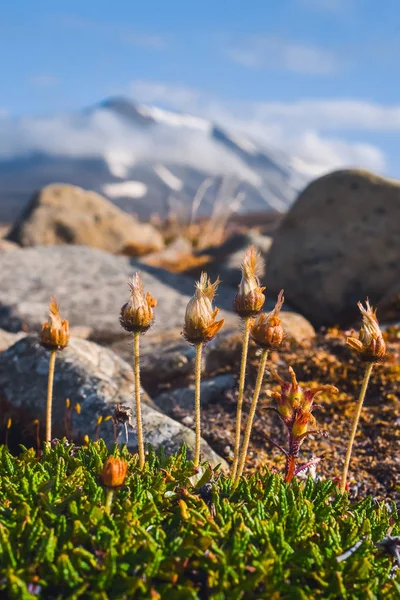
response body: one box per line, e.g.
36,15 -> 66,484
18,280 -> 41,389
40,297 -> 69,442
341,300 -> 386,492
234,290 -> 285,486
183,273 -> 224,466
120,273 -> 157,469
231,246 -> 266,480
268,367 -> 338,481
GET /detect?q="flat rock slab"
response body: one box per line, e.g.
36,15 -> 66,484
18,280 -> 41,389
0,245 -> 237,341
0,336 -> 227,467
267,169 -> 400,327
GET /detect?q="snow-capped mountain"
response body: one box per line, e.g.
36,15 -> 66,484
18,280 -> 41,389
0,97 -> 315,222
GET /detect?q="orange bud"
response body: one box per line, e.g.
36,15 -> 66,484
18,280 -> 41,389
99,456 -> 128,488
40,297 -> 69,351
120,273 -> 156,333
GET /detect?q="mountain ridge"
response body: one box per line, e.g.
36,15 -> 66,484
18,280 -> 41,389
0,96 -> 315,222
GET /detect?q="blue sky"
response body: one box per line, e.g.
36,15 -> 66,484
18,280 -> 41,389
1,0 -> 400,175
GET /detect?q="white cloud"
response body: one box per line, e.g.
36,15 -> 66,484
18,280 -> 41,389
252,99 -> 400,131
29,74 -> 59,87
226,36 -> 339,75
0,80 -> 393,179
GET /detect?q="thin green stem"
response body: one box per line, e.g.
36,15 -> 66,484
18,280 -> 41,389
194,342 -> 203,467
234,348 -> 269,487
133,332 -> 145,469
45,350 -> 57,443
231,316 -> 251,480
105,489 -> 114,514
341,362 -> 374,493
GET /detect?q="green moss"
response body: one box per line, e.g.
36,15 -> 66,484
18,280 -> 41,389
0,441 -> 398,599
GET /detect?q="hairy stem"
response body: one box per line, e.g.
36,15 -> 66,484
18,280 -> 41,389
235,348 -> 269,486
341,362 -> 374,493
104,489 -> 114,514
231,316 -> 251,480
133,332 -> 145,469
45,350 -> 57,443
194,342 -> 203,467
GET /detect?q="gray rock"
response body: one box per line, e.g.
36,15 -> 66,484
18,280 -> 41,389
0,245 -> 236,340
8,183 -> 164,255
109,328 -> 196,391
378,282 -> 400,323
154,374 -> 235,416
0,329 -> 26,351
197,231 -> 272,288
267,169 -> 400,327
0,336 -> 227,467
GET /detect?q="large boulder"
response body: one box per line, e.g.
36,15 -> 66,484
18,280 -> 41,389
267,170 -> 400,327
7,183 -> 164,255
0,336 -> 227,467
0,245 -> 236,340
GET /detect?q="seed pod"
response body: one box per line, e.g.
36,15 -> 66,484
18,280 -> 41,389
233,246 -> 266,317
120,272 -> 157,333
346,300 -> 386,362
183,273 -> 224,344
250,290 -> 284,349
40,297 -> 69,351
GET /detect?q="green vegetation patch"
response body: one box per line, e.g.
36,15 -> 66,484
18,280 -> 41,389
0,441 -> 399,599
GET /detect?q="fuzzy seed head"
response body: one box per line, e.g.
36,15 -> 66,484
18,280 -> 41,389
346,299 -> 386,362
234,246 -> 266,317
100,456 -> 128,489
40,297 -> 69,350
183,272 -> 225,344
250,290 -> 285,349
120,273 -> 157,333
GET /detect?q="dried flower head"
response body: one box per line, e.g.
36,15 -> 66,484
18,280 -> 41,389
113,403 -> 133,427
100,456 -> 128,488
120,272 -> 157,333
40,297 -> 69,350
269,366 -> 338,440
250,290 -> 285,349
346,300 -> 386,362
183,272 -> 225,344
233,246 -> 266,317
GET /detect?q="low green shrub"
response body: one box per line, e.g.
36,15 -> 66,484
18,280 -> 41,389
0,441 -> 398,599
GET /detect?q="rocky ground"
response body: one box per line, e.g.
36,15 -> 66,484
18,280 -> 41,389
140,325 -> 400,503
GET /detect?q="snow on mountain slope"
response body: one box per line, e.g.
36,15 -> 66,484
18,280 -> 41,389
0,97 -> 314,222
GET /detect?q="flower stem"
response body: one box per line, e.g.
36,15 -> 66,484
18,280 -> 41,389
194,342 -> 203,467
133,331 -> 145,469
231,316 -> 251,481
235,348 -> 269,486
45,349 -> 57,442
341,362 -> 374,493
124,422 -> 129,446
105,489 -> 114,514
